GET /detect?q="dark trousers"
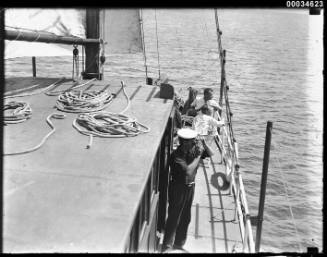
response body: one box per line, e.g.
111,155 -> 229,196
162,181 -> 195,250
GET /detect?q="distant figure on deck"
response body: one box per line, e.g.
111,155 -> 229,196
192,104 -> 225,159
162,128 -> 203,253
191,88 -> 222,120
181,87 -> 198,116
192,104 -> 225,136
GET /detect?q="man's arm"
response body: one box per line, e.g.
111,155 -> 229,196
185,155 -> 202,177
174,153 -> 202,178
210,117 -> 225,128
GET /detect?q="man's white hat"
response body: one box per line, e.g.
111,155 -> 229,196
177,128 -> 197,139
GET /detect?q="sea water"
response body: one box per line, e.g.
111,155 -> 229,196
5,8 -> 323,253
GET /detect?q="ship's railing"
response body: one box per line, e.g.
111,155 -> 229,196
214,8 -> 255,253
215,127 -> 255,253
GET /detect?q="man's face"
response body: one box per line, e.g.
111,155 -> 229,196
204,91 -> 213,100
180,138 -> 194,150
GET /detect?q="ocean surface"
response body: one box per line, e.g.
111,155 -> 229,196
5,9 -> 323,253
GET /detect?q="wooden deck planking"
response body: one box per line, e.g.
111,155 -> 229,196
183,138 -> 243,253
3,77 -> 173,252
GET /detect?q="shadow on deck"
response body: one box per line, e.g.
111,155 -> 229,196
183,142 -> 243,253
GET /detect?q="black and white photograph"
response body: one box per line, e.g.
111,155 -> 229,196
1,5 -> 324,254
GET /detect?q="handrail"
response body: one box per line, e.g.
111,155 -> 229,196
214,8 -> 255,253
239,174 -> 255,252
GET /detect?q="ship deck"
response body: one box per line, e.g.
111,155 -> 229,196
3,76 -> 173,252
184,145 -> 243,253
3,77 -> 244,253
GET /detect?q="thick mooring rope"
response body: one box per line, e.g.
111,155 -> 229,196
4,113 -> 66,156
56,86 -> 114,113
72,81 -> 150,148
4,101 -> 32,124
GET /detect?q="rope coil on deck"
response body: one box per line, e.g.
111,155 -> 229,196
4,101 -> 32,124
73,112 -> 150,138
72,81 -> 150,147
56,88 -> 114,113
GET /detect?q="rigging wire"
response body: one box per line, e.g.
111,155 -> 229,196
72,44 -> 80,81
154,9 -> 161,79
271,141 -> 303,252
139,9 -> 149,81
82,45 -> 85,75
214,9 -> 236,145
99,10 -> 106,80
214,9 -> 224,67
199,15 -> 221,82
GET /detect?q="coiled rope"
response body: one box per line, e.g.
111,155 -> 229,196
4,101 -> 32,124
55,87 -> 114,113
4,113 -> 66,156
72,81 -> 150,148
73,112 -> 150,138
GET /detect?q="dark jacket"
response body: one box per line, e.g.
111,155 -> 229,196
169,146 -> 200,185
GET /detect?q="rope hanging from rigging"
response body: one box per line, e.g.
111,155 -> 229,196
99,40 -> 106,80
99,10 -> 106,80
72,44 -> 80,81
4,101 -> 32,124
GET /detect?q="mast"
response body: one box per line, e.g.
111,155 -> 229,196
82,9 -> 101,80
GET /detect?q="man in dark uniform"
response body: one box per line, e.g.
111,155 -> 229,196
161,128 -> 203,253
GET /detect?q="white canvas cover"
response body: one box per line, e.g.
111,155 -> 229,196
5,8 -> 85,59
101,9 -> 143,54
